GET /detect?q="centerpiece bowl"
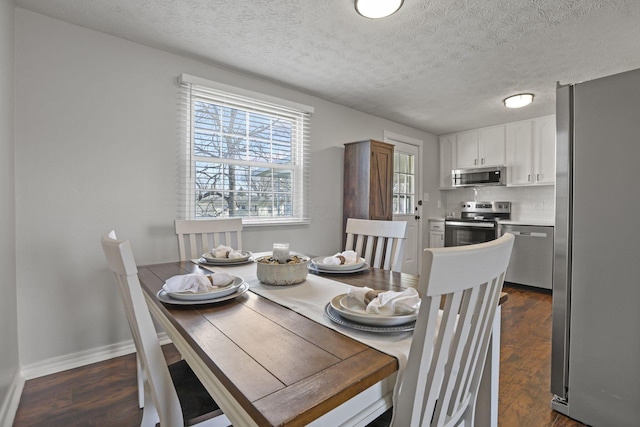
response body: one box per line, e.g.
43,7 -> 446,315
255,254 -> 310,286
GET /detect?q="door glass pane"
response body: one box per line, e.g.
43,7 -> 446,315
393,151 -> 415,214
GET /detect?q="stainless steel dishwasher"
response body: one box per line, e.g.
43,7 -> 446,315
500,224 -> 554,290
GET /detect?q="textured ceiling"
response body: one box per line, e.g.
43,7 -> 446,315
14,0 -> 640,135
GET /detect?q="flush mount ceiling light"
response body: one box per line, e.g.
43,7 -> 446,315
355,0 -> 403,18
503,93 -> 534,108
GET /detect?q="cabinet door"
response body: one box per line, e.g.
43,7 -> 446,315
439,135 -> 455,188
506,121 -> 534,185
456,131 -> 479,168
479,125 -> 505,166
533,116 -> 556,184
429,220 -> 445,248
429,231 -> 444,248
369,141 -> 394,220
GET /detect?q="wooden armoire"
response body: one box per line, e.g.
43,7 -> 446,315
343,139 -> 394,236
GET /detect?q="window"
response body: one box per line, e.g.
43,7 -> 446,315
178,74 -> 312,225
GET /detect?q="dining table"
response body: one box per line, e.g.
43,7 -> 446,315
137,253 -> 506,427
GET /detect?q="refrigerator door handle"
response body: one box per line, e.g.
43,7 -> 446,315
550,83 -> 573,401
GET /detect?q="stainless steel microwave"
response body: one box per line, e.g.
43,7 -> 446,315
452,166 -> 506,187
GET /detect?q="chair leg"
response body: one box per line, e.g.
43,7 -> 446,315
137,354 -> 144,408
140,377 -> 159,427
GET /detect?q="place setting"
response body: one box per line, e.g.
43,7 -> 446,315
308,250 -> 370,274
325,286 -> 420,333
196,244 -> 254,266
156,271 -> 249,305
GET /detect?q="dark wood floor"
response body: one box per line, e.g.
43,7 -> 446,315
13,284 -> 586,426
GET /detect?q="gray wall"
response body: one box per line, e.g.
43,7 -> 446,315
0,0 -> 19,414
14,9 -> 438,367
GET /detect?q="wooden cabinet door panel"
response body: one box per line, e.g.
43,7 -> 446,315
370,142 -> 393,220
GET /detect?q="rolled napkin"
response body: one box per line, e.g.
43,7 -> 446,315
163,273 -> 234,294
323,250 -> 358,265
346,286 -> 420,315
227,249 -> 245,259
213,244 -> 233,258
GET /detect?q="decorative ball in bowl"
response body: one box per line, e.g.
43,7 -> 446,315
256,254 -> 310,286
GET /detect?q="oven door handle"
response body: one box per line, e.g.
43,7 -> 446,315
446,221 -> 495,228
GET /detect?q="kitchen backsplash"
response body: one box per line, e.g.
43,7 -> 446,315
444,186 -> 555,223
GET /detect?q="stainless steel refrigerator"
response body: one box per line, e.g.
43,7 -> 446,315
551,68 -> 640,426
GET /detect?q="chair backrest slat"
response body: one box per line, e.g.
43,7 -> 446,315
344,218 -> 407,272
175,218 -> 243,261
392,233 -> 514,427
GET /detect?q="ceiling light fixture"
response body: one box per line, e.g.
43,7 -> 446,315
355,0 -> 403,19
503,93 -> 534,108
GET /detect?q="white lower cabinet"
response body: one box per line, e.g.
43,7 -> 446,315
429,220 -> 445,248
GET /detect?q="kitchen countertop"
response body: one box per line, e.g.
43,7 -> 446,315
428,217 -> 554,227
499,220 -> 555,227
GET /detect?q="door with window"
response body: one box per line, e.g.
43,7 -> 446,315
385,132 -> 423,275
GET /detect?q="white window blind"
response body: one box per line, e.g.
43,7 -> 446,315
177,74 -> 312,225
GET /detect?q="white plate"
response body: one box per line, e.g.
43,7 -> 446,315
308,262 -> 369,274
329,294 -> 418,326
311,256 -> 366,271
339,295 -> 369,314
325,303 -> 415,333
157,281 -> 249,305
165,276 -> 244,301
201,250 -> 253,264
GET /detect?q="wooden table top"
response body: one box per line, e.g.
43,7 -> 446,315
138,261 -> 407,426
137,261 -> 508,426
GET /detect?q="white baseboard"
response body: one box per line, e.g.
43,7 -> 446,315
0,370 -> 25,427
20,332 -> 171,380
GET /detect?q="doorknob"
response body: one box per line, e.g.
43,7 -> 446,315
415,215 -> 421,220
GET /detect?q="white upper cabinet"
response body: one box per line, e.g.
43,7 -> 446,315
439,134 -> 456,189
455,131 -> 479,168
533,116 -> 556,184
439,115 -> 554,190
455,125 -> 505,168
506,120 -> 533,185
506,115 -> 555,186
479,125 -> 507,167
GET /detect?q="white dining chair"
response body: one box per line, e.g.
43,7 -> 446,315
344,218 -> 407,272
175,218 -> 243,261
376,233 -> 515,427
101,231 -> 231,427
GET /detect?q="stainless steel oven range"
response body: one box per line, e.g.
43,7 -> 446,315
445,201 -> 511,247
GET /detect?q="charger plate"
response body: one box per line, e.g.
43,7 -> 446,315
311,256 -> 366,271
157,282 -> 249,305
200,250 -> 253,265
330,294 -> 418,326
325,303 -> 415,333
308,262 -> 369,274
165,276 -> 243,301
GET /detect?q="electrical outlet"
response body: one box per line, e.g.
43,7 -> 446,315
437,200 -> 442,209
